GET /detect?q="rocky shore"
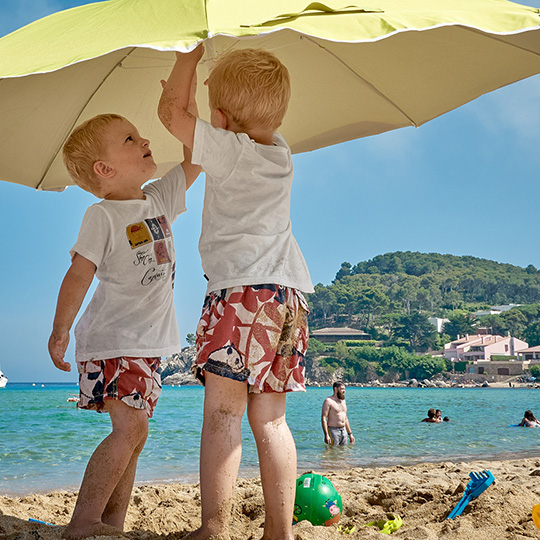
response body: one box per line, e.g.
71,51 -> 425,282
160,347 -> 540,389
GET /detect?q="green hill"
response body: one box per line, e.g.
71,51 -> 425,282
307,251 -> 540,348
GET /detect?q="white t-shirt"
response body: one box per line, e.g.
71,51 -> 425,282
192,119 -> 314,295
71,164 -> 187,363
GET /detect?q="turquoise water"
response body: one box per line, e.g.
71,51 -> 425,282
1,384 -> 539,495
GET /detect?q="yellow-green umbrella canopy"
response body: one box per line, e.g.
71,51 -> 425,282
1,0 -> 539,190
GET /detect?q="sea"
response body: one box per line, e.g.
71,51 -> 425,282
1,384 -> 539,495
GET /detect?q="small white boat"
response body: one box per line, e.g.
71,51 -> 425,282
0,370 -> 7,388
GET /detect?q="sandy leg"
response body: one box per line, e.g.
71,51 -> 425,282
63,401 -> 148,539
102,438 -> 146,528
186,373 -> 246,540
248,392 -> 296,540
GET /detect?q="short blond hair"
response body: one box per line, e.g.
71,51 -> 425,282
63,113 -> 125,195
207,48 -> 290,132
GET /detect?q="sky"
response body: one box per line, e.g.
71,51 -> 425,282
3,0 -> 540,382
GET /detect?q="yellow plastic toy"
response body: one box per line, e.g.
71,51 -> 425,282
337,524 -> 357,534
533,503 -> 540,531
365,514 -> 403,535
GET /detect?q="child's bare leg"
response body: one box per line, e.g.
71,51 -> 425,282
185,372 -> 247,540
101,437 -> 147,528
247,392 -> 296,540
63,401 -> 148,540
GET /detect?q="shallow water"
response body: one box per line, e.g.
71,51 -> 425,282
1,384 -> 539,494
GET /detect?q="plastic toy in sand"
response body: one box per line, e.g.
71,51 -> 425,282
533,503 -> 540,531
293,473 -> 342,526
28,518 -> 54,526
447,470 -> 494,519
365,514 -> 403,535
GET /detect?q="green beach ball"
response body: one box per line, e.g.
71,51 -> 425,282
293,473 -> 342,527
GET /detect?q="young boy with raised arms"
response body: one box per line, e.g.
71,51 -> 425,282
48,107 -> 200,539
159,45 -> 314,540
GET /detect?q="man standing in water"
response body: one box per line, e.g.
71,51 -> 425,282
321,382 -> 355,445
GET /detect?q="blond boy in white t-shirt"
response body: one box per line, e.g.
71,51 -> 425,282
159,45 -> 313,540
48,112 -> 200,539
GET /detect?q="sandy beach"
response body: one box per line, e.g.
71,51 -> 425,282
2,457 -> 540,539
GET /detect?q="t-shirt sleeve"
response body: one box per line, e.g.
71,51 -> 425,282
145,163 -> 187,222
70,204 -> 110,267
192,118 -> 242,180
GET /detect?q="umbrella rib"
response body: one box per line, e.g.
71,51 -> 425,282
460,25 -> 540,57
301,35 -> 418,128
36,47 -> 137,191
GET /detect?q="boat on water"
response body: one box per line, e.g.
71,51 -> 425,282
0,370 -> 7,388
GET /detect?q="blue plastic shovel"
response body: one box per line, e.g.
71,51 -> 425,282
447,470 -> 494,519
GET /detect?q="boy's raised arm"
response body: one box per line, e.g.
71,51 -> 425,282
182,144 -> 201,190
159,45 -> 204,150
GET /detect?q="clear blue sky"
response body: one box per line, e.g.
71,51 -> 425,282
3,0 -> 540,382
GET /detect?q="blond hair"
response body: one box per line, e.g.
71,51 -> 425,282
207,48 -> 290,132
63,113 -> 125,196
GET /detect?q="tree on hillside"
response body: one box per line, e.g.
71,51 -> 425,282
335,340 -> 349,360
476,314 -> 506,336
335,262 -> 352,281
443,313 -> 476,340
306,338 -> 326,359
529,364 -> 540,378
523,321 -> 540,347
408,357 -> 447,380
442,290 -> 463,311
393,311 -> 438,351
309,284 -> 337,325
356,285 -> 391,327
499,309 -> 528,339
479,309 -> 528,339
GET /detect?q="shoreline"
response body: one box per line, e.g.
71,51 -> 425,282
5,448 -> 540,498
2,456 -> 540,539
5,378 -> 539,388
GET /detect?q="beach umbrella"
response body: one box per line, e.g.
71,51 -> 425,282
1,0 -> 540,191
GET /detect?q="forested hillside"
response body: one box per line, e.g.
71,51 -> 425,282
307,251 -> 540,349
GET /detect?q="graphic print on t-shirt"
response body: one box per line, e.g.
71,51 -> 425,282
127,216 -> 172,272
126,222 -> 152,249
145,218 -> 165,241
126,215 -> 170,248
157,215 -> 172,238
154,240 -> 171,264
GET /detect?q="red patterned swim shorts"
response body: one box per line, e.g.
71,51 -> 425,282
194,284 -> 309,393
78,357 -> 161,418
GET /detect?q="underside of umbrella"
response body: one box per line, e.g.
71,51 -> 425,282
0,0 -> 539,190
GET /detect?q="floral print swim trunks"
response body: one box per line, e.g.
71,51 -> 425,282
194,284 -> 309,393
78,356 -> 161,418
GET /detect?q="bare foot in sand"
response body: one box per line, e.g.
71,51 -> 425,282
182,529 -> 230,540
62,522 -> 126,540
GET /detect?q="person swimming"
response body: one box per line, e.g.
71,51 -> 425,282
421,408 -> 442,423
519,410 -> 540,428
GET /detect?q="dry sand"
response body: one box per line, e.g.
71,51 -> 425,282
2,457 -> 540,539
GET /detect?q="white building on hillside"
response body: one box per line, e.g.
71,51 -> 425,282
474,304 -> 521,317
444,334 -> 528,362
428,317 -> 449,333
